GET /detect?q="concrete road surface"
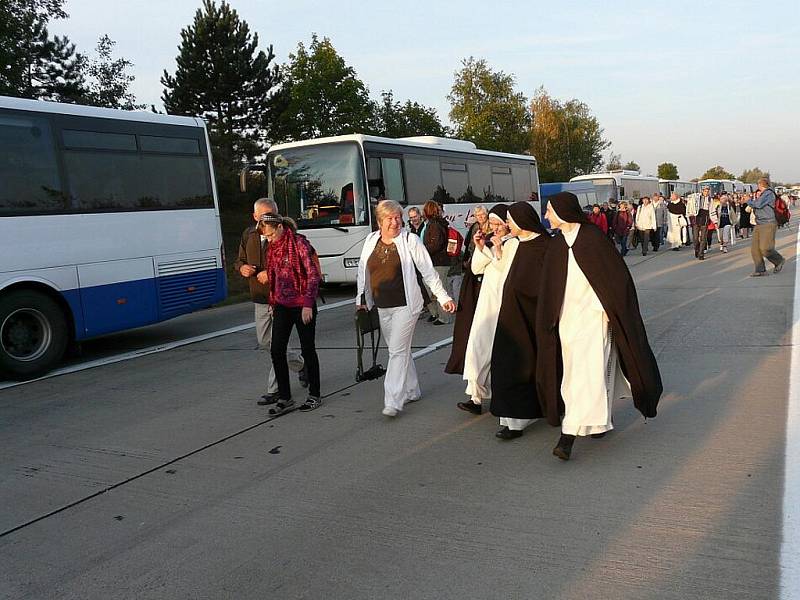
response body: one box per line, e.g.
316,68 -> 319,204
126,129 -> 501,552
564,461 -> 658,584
1,223 -> 799,599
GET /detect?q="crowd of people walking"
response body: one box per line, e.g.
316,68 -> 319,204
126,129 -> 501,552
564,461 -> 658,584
586,178 -> 789,275
235,178 -> 792,461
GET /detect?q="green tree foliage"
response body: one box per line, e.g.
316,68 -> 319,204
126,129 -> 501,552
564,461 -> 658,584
83,35 -> 144,110
700,165 -> 735,180
448,57 -> 530,154
739,166 -> 770,184
161,0 -> 281,194
623,160 -> 640,171
606,152 -> 622,171
272,34 -> 375,141
372,91 -> 449,138
530,86 -> 609,181
657,162 -> 679,179
0,0 -> 86,102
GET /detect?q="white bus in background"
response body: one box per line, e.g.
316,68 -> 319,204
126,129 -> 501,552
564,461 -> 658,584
243,134 -> 540,284
0,96 -> 226,378
659,179 -> 699,198
570,170 -> 660,204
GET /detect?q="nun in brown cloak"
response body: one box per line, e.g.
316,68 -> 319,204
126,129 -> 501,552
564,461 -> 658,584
489,202 -> 552,440
444,205 -> 491,375
536,192 -> 662,460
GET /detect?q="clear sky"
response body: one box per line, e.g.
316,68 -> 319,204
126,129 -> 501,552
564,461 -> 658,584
51,0 -> 800,182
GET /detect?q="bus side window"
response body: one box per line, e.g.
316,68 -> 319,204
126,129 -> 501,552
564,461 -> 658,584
381,158 -> 405,205
404,154 -> 441,206
366,156 -> 406,205
0,113 -> 65,214
441,162 -> 467,203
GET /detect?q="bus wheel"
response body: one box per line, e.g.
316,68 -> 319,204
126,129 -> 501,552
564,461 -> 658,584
0,290 -> 68,379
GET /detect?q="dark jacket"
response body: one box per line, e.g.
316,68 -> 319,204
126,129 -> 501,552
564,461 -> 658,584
423,217 -> 450,267
233,225 -> 269,304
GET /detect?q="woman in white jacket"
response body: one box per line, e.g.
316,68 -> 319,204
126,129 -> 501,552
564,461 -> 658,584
356,200 -> 455,417
634,196 -> 657,256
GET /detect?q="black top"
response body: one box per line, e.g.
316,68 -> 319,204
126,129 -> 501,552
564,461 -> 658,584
367,240 -> 406,308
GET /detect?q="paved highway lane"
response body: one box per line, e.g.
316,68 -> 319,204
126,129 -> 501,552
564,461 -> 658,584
1,223 -> 798,599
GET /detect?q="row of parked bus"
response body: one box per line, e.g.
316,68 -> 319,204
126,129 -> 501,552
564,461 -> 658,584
0,94 -> 765,378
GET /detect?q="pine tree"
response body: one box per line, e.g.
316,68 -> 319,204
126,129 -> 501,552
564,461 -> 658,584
161,0 -> 281,189
85,35 -> 144,110
0,0 -> 88,102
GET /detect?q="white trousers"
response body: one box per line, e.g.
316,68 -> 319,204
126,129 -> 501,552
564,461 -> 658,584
500,417 -> 536,431
378,305 -> 421,411
255,303 -> 304,395
719,224 -> 734,247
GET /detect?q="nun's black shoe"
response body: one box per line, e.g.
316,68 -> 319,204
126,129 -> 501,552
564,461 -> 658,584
495,426 -> 523,440
553,434 -> 576,460
590,432 -> 606,439
457,401 -> 481,415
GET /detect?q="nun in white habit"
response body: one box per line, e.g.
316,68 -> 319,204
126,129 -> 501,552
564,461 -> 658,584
536,192 -> 663,461
458,204 -> 513,414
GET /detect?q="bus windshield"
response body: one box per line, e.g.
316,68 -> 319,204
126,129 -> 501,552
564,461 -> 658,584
267,142 -> 367,229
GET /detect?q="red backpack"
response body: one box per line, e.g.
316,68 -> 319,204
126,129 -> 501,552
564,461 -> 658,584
446,225 -> 464,257
774,194 -> 790,225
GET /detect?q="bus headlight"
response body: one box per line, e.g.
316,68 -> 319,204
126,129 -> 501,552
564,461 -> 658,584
343,258 -> 360,268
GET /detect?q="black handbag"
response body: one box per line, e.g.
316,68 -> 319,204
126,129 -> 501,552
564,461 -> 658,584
355,305 -> 385,382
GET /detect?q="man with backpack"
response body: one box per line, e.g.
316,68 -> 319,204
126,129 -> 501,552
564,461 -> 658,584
747,178 -> 786,277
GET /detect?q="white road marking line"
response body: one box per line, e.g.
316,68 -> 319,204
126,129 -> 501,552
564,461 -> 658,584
0,298 -> 356,391
412,336 -> 454,359
782,225 -> 800,599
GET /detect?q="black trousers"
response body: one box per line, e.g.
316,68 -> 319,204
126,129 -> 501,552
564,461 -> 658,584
639,229 -> 650,255
271,304 -> 321,399
693,223 -> 708,258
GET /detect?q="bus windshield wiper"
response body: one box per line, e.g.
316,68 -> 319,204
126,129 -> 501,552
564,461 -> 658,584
331,226 -> 350,233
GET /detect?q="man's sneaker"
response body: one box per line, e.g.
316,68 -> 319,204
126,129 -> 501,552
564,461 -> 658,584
774,258 -> 786,274
382,407 -> 398,417
269,399 -> 294,415
257,393 -> 279,406
298,365 -> 309,388
298,396 -> 322,412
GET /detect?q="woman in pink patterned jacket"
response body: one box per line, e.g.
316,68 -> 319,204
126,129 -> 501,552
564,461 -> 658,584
256,213 -> 322,414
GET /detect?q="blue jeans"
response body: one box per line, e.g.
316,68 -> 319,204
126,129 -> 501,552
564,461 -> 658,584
615,233 -> 628,255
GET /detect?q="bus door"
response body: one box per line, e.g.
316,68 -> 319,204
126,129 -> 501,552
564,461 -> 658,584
365,152 -> 406,230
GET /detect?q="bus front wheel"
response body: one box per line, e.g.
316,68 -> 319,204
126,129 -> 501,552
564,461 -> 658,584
0,290 -> 69,379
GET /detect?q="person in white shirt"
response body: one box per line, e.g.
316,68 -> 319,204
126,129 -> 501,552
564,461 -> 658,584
634,196 -> 656,256
356,200 -> 455,417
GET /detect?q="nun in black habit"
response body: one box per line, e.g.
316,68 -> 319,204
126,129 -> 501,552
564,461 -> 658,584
445,205 -> 492,375
490,202 -> 552,439
536,192 -> 662,460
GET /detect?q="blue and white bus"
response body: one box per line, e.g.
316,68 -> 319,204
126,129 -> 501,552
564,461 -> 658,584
244,134 -> 540,284
0,96 -> 226,378
698,179 -> 746,195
